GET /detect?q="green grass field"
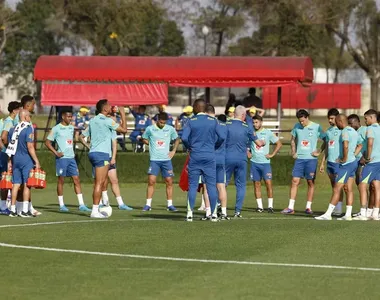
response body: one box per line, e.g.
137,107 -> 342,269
0,183 -> 379,300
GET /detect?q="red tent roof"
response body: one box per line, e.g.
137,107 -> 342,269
34,56 -> 313,87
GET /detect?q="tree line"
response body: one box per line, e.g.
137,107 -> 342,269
0,0 -> 379,110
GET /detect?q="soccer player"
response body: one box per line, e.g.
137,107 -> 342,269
319,108 -> 344,215
141,112 -> 180,211
7,110 -> 41,217
181,99 -> 225,222
315,114 -> 359,220
356,109 -> 380,220
225,105 -> 264,218
282,109 -> 325,215
87,99 -> 127,218
347,114 -> 370,217
0,101 -> 21,214
13,95 -> 41,216
200,107 -> 229,220
129,105 -> 152,152
250,115 -> 282,213
45,110 -> 91,212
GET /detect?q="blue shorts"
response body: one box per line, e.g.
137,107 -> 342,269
292,159 -> 318,180
56,158 -> 79,177
12,163 -> 34,184
360,162 -> 380,184
250,162 -> 272,181
336,161 -> 357,184
216,164 -> 226,184
88,152 -> 110,168
148,160 -> 174,178
0,152 -> 8,173
327,161 -> 339,176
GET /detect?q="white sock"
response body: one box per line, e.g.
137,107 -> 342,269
201,196 -> 205,207
221,207 -> 227,215
167,199 -> 173,207
7,190 -> 11,200
16,201 -> 22,214
116,196 -> 124,206
10,204 -> 15,213
206,207 -> 211,217
268,198 -> 273,209
28,202 -> 34,212
77,194 -> 84,206
0,200 -> 6,210
325,204 -> 335,217
102,191 -> 109,205
212,212 -> 217,218
146,198 -> 152,207
187,210 -> 193,218
372,208 -> 379,219
92,205 -> 99,214
23,201 -> 29,213
256,198 -> 263,209
335,201 -> 343,213
288,199 -> 295,210
58,195 -> 64,207
367,208 -> 373,218
345,205 -> 352,217
306,201 -> 312,210
360,207 -> 367,218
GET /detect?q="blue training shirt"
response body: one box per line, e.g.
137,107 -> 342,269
181,113 -> 225,157
226,118 -> 258,162
215,121 -> 228,165
8,125 -> 34,165
131,110 -> 152,130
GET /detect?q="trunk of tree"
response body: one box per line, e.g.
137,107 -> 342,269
370,77 -> 380,111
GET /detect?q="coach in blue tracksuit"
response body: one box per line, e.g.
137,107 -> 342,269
225,105 -> 264,218
181,99 -> 225,222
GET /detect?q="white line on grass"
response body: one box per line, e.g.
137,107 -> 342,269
0,241 -> 379,272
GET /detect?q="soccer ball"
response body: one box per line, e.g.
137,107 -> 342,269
99,205 -> 113,217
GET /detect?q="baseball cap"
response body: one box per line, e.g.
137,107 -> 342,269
183,106 -> 193,113
249,107 -> 257,114
228,107 -> 235,113
79,106 -> 90,113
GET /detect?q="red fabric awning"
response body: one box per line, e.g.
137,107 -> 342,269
263,84 -> 361,109
41,83 -> 168,106
34,56 -> 313,86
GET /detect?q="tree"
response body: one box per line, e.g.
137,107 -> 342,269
3,0 -> 64,94
0,1 -> 18,58
322,0 -> 380,109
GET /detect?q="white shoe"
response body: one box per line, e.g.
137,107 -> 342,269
352,215 -> 368,221
337,215 -> 352,221
31,209 -> 42,216
198,206 -> 206,211
352,212 -> 361,217
314,214 -> 332,220
366,210 -> 373,218
90,211 -> 108,218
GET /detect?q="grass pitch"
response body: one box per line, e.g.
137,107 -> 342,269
0,183 -> 379,300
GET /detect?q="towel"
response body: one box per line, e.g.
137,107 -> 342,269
6,121 -> 30,157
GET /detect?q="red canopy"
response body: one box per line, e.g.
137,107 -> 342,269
34,56 -> 313,87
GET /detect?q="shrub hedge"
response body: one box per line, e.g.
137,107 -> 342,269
38,151 -> 330,186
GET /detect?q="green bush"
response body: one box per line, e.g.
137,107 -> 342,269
38,151 -> 330,186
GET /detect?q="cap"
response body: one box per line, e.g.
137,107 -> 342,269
159,105 -> 166,110
228,107 -> 235,113
249,108 -> 256,114
79,106 -> 90,113
183,106 -> 193,113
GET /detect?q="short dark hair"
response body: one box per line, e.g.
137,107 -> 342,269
61,109 -> 73,116
348,114 -> 360,122
327,108 -> 339,117
96,99 -> 108,113
206,104 -> 215,114
8,101 -> 21,113
248,88 -> 256,95
158,112 -> 168,121
364,109 -> 378,116
252,115 -> 263,121
377,112 -> 380,123
20,95 -> 34,108
217,114 -> 227,123
296,109 -> 309,119
139,105 -> 146,110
